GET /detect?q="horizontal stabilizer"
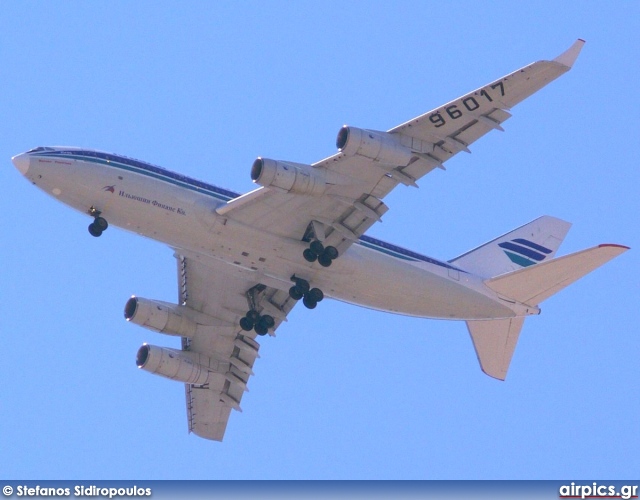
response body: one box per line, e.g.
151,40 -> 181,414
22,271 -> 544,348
467,317 -> 525,380
485,244 -> 629,306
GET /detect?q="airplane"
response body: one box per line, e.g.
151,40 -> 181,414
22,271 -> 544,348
11,39 -> 629,441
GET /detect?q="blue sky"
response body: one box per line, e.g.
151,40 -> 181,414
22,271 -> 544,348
1,2 -> 638,480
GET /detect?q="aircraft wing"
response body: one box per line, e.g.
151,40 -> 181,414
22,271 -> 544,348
217,40 -> 584,256
174,251 -> 297,441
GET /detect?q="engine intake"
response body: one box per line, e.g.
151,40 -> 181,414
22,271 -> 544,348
251,157 -> 327,196
336,126 -> 415,166
125,296 -> 198,337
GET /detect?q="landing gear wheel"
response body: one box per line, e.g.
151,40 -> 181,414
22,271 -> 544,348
302,295 -> 318,309
303,248 -> 317,262
260,315 -> 275,328
254,323 -> 268,336
88,222 -> 103,237
240,316 -> 254,331
323,246 -> 339,260
94,217 -> 109,231
309,240 -> 325,255
289,285 -> 304,300
255,312 -> 273,335
307,288 -> 324,303
317,253 -> 332,267
294,278 -> 310,294
254,314 -> 273,335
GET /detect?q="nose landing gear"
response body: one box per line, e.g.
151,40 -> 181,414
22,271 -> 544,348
87,207 -> 108,237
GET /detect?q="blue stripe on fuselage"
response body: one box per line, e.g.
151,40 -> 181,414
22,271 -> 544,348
34,149 -> 239,202
359,236 -> 463,272
33,149 -> 464,274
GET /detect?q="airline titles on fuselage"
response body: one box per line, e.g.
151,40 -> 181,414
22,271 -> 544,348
117,189 -> 186,215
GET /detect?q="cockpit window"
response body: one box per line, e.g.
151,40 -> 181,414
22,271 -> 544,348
26,147 -> 55,153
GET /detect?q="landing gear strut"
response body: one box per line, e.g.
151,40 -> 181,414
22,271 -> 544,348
88,207 -> 108,237
289,277 -> 324,309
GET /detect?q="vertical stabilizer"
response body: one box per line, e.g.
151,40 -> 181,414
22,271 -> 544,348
467,317 -> 524,380
449,216 -> 571,278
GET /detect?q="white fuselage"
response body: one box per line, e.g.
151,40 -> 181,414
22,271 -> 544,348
13,148 -> 533,321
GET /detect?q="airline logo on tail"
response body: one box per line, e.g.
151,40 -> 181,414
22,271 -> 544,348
499,238 -> 552,267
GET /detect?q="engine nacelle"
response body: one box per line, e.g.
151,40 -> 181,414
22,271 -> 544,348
251,157 -> 327,196
336,125 -> 415,166
136,344 -> 221,386
124,296 -> 197,338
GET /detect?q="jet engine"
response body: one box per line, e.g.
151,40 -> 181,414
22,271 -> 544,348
136,344 -> 221,386
336,125 -> 415,166
251,157 -> 327,196
124,296 -> 198,337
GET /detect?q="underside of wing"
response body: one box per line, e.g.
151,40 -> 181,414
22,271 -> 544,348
175,252 -> 298,440
129,250 -> 298,441
389,42 -> 585,141
214,41 -> 584,259
185,384 -> 233,441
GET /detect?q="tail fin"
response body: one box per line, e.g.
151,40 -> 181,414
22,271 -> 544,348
450,216 -> 572,278
467,243 -> 629,380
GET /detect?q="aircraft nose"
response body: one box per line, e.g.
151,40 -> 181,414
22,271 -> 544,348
11,153 -> 30,175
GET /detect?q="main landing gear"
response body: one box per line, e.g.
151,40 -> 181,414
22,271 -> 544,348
240,277 -> 326,335
240,310 -> 275,336
87,207 -> 108,237
302,240 -> 338,267
241,284 -> 276,336
288,277 -> 324,309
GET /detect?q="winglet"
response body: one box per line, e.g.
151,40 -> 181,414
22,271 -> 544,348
553,39 -> 586,68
